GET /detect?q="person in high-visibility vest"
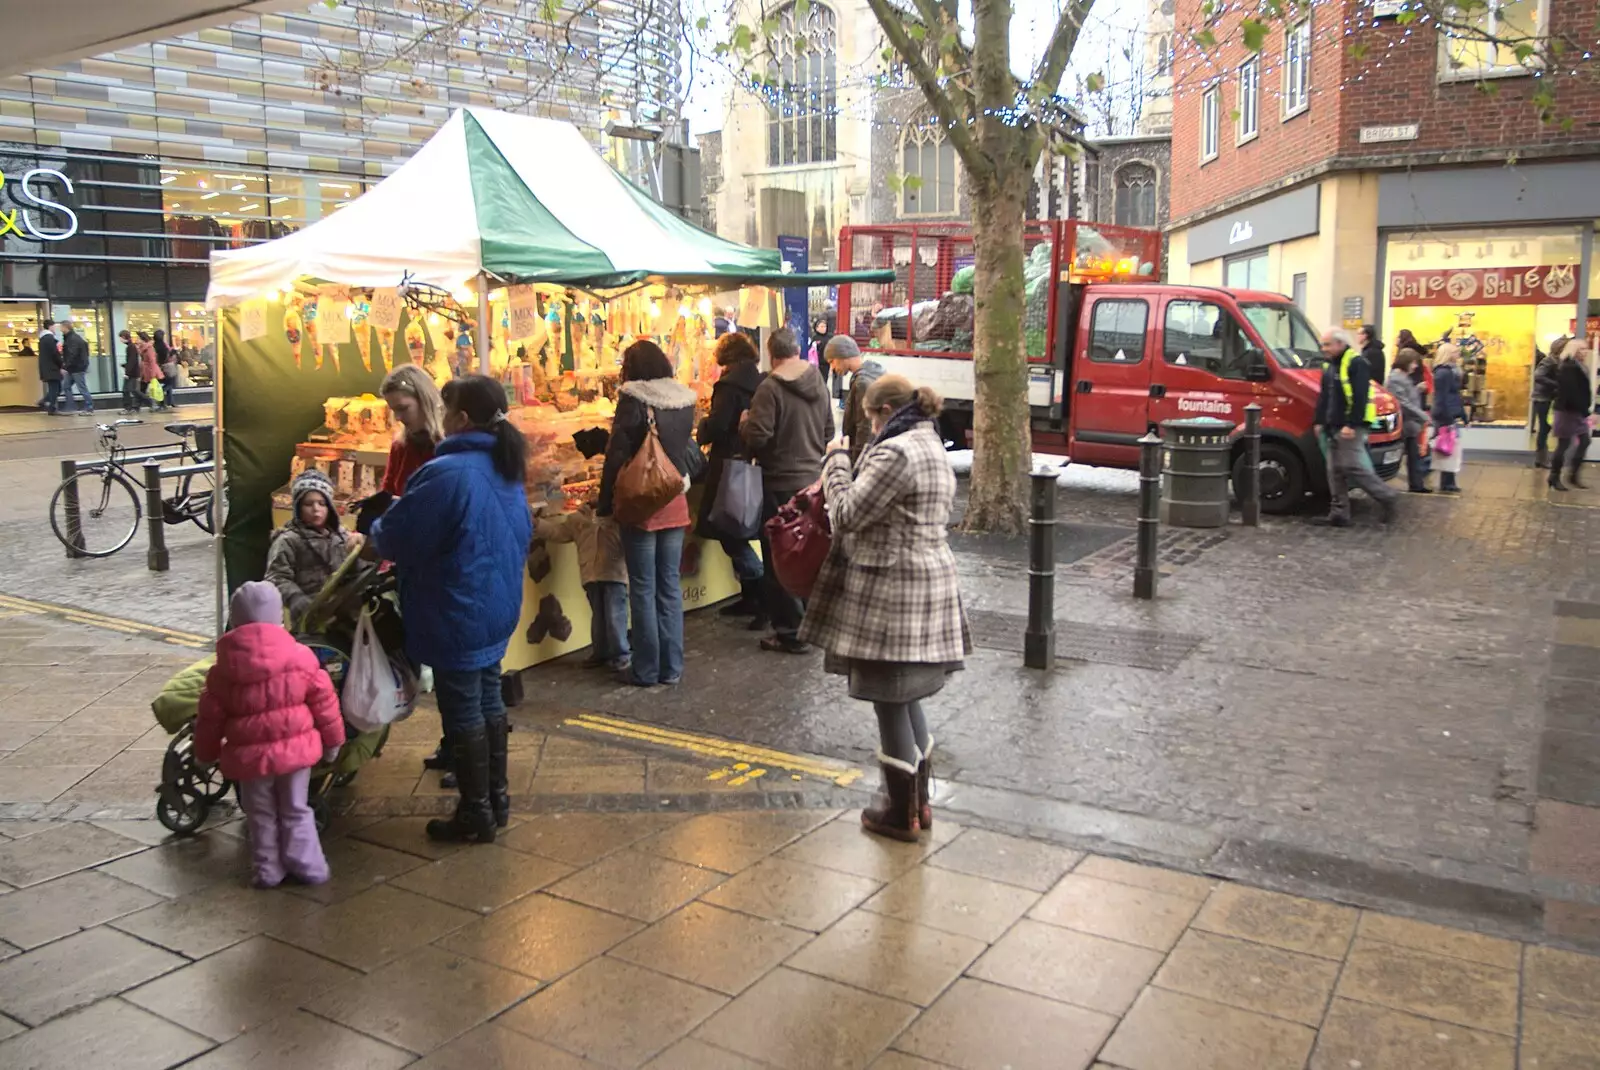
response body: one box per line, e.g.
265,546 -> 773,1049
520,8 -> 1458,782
1311,328 -> 1399,527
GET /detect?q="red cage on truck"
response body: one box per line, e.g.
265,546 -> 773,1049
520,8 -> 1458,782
836,219 -> 1403,514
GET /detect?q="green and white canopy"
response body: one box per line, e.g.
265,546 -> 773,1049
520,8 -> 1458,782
207,107 -> 874,307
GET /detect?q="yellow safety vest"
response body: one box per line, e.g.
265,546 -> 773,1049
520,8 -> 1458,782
1337,350 -> 1378,427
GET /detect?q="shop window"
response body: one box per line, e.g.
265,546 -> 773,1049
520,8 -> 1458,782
1114,163 -> 1157,228
1226,253 -> 1268,290
1088,299 -> 1149,363
169,301 -> 216,364
0,260 -> 46,298
1292,272 -> 1308,312
47,261 -> 107,300
60,303 -> 113,393
0,303 -> 43,357
162,166 -> 271,256
1283,17 -> 1311,118
900,124 -> 958,216
1237,57 -> 1259,142
1164,299 -> 1252,379
1441,0 -> 1546,80
766,2 -> 837,167
1200,84 -> 1220,162
1155,34 -> 1171,77
266,173 -> 359,235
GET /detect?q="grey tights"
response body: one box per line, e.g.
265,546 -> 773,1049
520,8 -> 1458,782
873,701 -> 930,767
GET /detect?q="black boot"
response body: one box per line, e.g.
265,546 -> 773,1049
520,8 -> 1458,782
486,717 -> 510,828
1536,445 -> 1549,469
916,739 -> 934,832
719,581 -> 762,618
1570,465 -> 1587,489
423,735 -> 450,770
1551,472 -> 1569,492
861,755 -> 921,842
426,724 -> 496,844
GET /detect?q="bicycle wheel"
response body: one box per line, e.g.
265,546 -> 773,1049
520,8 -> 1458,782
50,469 -> 142,557
174,471 -> 216,534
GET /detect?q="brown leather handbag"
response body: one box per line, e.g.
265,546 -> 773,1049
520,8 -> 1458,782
764,481 -> 832,599
613,408 -> 684,526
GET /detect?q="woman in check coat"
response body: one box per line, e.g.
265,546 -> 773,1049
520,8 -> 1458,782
800,373 -> 970,842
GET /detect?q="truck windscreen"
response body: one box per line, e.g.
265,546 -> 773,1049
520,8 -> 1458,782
1241,303 -> 1320,369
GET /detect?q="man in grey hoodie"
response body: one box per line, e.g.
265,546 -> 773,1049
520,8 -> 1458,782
825,334 -> 885,465
741,327 -> 833,653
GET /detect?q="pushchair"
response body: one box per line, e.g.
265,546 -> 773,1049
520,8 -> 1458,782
151,552 -> 404,835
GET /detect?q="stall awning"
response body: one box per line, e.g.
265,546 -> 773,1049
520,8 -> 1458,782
208,108 -> 833,306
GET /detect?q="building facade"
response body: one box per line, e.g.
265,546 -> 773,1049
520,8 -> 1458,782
1168,0 -> 1600,433
0,0 -> 683,401
1081,132 -> 1171,276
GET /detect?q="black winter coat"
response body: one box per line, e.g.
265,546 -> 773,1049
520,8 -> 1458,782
61,331 -> 90,374
36,332 -> 61,381
1361,339 -> 1385,384
598,377 -> 699,522
1314,349 -> 1373,431
695,361 -> 764,538
1554,357 -> 1593,417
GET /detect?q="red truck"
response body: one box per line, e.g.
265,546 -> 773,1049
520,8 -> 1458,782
836,220 -> 1403,513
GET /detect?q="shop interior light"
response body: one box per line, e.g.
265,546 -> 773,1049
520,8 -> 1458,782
201,192 -> 218,200
240,203 -> 260,212
232,183 -> 246,191
269,197 -> 287,204
160,176 -> 176,185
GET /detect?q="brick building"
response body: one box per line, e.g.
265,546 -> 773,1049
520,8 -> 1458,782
1168,0 -> 1600,436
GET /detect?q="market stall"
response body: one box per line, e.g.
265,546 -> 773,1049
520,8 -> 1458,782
206,106 -> 889,669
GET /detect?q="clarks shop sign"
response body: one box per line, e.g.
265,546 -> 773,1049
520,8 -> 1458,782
1187,184 -> 1319,264
0,167 -> 78,241
1389,264 -> 1577,307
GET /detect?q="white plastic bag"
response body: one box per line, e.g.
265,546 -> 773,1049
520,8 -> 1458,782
343,606 -> 417,733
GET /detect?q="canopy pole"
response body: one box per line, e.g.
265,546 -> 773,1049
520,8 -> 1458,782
476,272 -> 491,376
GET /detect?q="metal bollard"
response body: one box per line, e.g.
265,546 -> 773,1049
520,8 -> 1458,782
144,462 -> 169,572
1024,468 -> 1058,670
59,458 -> 85,558
1135,433 -> 1161,600
1241,403 -> 1262,528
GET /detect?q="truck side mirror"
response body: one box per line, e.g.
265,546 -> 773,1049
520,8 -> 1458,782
1243,348 -> 1271,382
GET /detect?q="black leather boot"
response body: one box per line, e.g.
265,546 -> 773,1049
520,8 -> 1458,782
426,724 -> 496,844
861,756 -> 921,843
916,740 -> 934,831
423,735 -> 450,770
486,717 -> 510,828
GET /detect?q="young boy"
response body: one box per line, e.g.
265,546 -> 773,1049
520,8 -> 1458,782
534,492 -> 629,670
267,469 -> 360,626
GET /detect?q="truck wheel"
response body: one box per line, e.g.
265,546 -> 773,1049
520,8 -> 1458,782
1234,443 -> 1306,515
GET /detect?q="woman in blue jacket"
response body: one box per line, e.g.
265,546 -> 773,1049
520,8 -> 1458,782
370,374 -> 531,843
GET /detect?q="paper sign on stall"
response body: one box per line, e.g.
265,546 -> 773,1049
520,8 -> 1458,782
508,284 -> 541,341
367,287 -> 402,331
738,286 -> 771,328
240,299 -> 268,342
317,287 -> 351,345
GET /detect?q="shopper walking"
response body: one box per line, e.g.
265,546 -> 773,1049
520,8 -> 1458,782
1398,329 -> 1433,407
119,330 -> 143,413
741,327 -> 833,654
1358,324 -> 1386,384
1532,337 -> 1566,469
1387,351 -> 1430,494
1431,342 -> 1468,494
599,340 -> 698,687
1312,328 -> 1399,526
1549,340 -> 1593,493
800,375 -> 969,841
696,331 -> 767,621
193,581 -> 344,887
826,335 -> 886,466
36,319 -> 61,414
369,375 -> 532,842
138,331 -> 165,412
59,320 -> 93,415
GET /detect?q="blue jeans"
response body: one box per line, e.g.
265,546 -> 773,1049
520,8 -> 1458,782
586,581 -> 630,666
432,664 -> 506,735
621,526 -> 685,685
40,379 -> 61,412
721,538 -> 763,584
62,372 -> 93,412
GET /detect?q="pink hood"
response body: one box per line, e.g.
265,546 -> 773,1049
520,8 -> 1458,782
193,622 -> 344,781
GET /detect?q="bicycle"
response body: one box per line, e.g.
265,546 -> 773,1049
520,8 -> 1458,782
49,419 -> 217,558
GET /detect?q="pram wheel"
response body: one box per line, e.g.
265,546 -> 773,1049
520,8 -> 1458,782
155,722 -> 233,836
156,787 -> 209,836
309,793 -> 330,832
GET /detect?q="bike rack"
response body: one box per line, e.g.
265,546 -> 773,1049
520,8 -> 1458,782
144,459 -> 217,573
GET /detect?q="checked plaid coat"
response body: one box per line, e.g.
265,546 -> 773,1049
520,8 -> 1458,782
798,420 -> 971,663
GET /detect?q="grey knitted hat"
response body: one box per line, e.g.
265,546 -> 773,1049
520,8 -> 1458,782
823,334 -> 861,362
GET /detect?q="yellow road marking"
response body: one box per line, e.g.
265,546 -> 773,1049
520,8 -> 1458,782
0,593 -> 210,648
565,712 -> 864,786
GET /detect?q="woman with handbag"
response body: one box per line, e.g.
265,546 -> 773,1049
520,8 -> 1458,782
696,332 -> 767,621
799,374 -> 970,841
1430,342 -> 1467,494
599,340 -> 700,688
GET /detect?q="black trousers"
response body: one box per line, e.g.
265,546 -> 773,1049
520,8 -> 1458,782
1403,432 -> 1426,490
758,487 -> 805,639
1552,433 -> 1591,479
1533,400 -> 1553,455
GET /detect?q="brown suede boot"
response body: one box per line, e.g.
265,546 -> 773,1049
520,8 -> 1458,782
861,755 -> 921,842
916,740 -> 934,831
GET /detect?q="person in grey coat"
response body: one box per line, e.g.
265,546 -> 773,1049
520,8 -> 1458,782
1387,352 -> 1430,493
824,334 -> 886,466
1531,337 -> 1566,469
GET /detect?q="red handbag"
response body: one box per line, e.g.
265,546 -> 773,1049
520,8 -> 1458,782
764,481 -> 832,599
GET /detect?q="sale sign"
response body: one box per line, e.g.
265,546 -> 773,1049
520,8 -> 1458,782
1388,264 -> 1578,307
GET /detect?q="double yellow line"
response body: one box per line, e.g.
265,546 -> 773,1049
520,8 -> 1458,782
563,711 -> 864,787
0,592 -> 210,649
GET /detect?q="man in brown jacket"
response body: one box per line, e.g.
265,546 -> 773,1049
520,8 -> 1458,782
740,327 -> 833,653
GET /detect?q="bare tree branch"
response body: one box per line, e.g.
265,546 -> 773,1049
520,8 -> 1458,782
1032,0 -> 1092,97
864,0 -> 989,179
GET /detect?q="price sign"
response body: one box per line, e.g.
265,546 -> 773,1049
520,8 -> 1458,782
508,284 -> 541,341
367,287 -> 402,331
240,299 -> 267,342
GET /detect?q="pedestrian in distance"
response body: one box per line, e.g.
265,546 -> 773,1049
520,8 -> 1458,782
695,331 -> 767,623
138,331 -> 166,412
1358,323 -> 1386,384
118,330 -> 144,414
59,319 -> 93,415
1531,336 -> 1566,470
193,581 -> 344,888
1311,328 -> 1399,527
1387,351 -> 1431,494
740,326 -> 833,654
599,339 -> 698,688
36,318 -> 62,414
1398,328 -> 1433,408
825,334 -> 886,467
154,328 -> 176,391
368,375 -> 532,843
1549,339 -> 1593,493
1431,342 -> 1468,494
800,374 -> 970,841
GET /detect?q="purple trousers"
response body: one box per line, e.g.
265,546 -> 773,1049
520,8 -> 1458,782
238,768 -> 328,887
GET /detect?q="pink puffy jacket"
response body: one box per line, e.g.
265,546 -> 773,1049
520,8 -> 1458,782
193,622 -> 344,781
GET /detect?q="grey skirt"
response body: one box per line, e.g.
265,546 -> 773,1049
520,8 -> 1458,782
825,652 -> 964,704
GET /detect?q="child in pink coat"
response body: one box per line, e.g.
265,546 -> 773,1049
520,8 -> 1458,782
195,581 -> 345,887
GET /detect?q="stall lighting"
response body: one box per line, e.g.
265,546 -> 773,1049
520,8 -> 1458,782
489,289 -> 505,302
698,297 -> 712,317
428,313 -> 440,325
452,288 -> 474,305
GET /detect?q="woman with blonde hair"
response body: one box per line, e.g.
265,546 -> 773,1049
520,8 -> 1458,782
1430,342 -> 1468,493
1550,338 -> 1593,492
380,363 -> 445,496
800,374 -> 970,841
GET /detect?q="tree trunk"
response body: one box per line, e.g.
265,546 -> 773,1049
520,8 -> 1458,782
962,166 -> 1033,535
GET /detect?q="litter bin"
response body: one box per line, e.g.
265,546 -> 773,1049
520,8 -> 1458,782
1159,417 -> 1236,528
